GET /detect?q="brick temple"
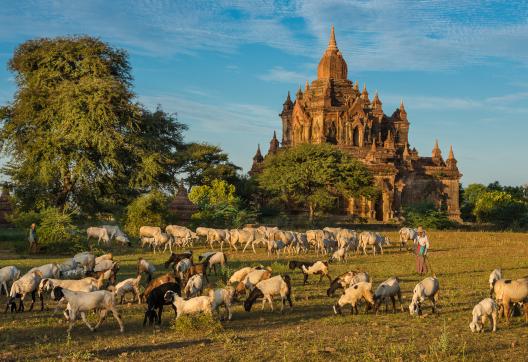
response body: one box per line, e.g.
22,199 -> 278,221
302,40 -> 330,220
250,26 -> 462,222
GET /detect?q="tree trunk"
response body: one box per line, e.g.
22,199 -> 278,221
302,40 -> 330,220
308,203 -> 314,221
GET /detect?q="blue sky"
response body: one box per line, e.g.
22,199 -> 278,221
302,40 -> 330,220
0,0 -> 527,186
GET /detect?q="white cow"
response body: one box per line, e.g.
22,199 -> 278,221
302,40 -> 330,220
86,227 -> 110,245
358,232 -> 390,255
166,225 -> 198,248
399,227 -> 417,251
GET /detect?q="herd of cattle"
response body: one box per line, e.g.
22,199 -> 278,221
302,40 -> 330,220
0,224 -> 526,335
87,224 -> 409,258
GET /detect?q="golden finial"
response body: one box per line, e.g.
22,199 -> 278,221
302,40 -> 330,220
328,25 -> 337,49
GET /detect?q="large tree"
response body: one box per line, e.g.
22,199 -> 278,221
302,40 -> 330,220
0,36 -> 186,213
180,143 -> 240,187
258,143 -> 378,220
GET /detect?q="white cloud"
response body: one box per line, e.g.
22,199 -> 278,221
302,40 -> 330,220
258,66 -> 310,84
2,1 -> 528,71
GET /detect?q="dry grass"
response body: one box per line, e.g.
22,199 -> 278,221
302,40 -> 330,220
1,231 -> 528,361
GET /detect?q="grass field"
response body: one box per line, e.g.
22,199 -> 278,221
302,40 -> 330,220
1,230 -> 528,361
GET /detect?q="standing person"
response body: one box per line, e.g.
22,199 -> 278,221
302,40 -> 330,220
28,223 -> 38,254
415,226 -> 429,275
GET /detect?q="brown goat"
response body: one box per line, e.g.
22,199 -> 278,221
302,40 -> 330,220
182,261 -> 209,283
142,273 -> 177,301
235,269 -> 272,296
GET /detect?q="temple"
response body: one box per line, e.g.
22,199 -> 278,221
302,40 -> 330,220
250,26 -> 462,222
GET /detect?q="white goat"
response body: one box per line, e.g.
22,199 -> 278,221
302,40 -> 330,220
73,252 -> 96,273
164,291 -> 213,318
243,275 -> 292,312
60,267 -> 85,280
6,270 -> 44,312
29,263 -> 60,279
374,277 -> 404,313
207,252 -> 228,274
113,274 -> 142,304
95,253 -> 113,265
57,259 -> 79,275
229,267 -> 256,285
51,287 -> 124,333
470,298 -> 498,333
409,276 -> 440,315
175,258 -> 193,281
333,282 -> 375,315
209,286 -> 236,320
137,257 -> 156,283
300,261 -> 331,285
0,266 -> 20,296
184,274 -> 205,298
39,277 -> 100,296
488,268 -> 502,297
330,247 -> 347,262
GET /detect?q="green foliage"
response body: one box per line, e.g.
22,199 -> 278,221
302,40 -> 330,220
124,190 -> 169,237
403,202 -> 456,230
474,190 -> 528,229
170,314 -> 223,335
257,144 -> 377,220
189,179 -> 256,229
9,210 -> 41,229
460,183 -> 487,221
189,179 -> 237,208
0,36 -> 186,214
181,143 -> 240,187
37,207 -> 84,253
460,182 -> 528,228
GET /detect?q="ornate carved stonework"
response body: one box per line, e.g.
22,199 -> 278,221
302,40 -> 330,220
252,26 -> 462,222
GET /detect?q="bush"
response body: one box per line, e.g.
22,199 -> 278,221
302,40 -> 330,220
170,314 -> 223,335
474,191 -> 528,229
188,179 -> 256,229
403,202 -> 456,230
124,190 -> 169,237
8,210 -> 41,229
37,207 -> 84,253
190,203 -> 256,229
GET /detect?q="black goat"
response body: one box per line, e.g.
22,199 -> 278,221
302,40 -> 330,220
143,282 -> 181,326
164,251 -> 193,270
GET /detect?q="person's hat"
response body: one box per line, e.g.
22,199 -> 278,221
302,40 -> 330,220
417,226 -> 423,233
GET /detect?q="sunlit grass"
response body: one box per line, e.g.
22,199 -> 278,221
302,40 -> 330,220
0,230 -> 527,361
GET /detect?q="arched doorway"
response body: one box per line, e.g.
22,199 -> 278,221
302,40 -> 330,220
353,127 -> 360,146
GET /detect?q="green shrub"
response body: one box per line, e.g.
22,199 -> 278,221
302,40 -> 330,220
38,207 -> 85,253
124,190 -> 169,237
474,191 -> 528,229
403,202 -> 456,230
188,179 -> 256,229
170,314 -> 223,335
9,210 -> 41,229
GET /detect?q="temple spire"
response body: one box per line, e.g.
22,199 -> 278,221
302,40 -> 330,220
296,85 -> 303,100
448,145 -> 455,160
305,80 -> 310,92
432,139 -> 443,162
268,131 -> 280,155
361,83 -> 369,101
253,144 -> 263,162
446,145 -> 458,169
353,80 -> 359,91
400,98 -> 406,111
328,25 -> 337,50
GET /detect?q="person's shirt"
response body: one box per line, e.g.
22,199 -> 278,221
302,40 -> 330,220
416,234 -> 429,255
28,228 -> 37,243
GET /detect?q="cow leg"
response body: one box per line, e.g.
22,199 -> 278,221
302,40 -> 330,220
303,274 -> 309,285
